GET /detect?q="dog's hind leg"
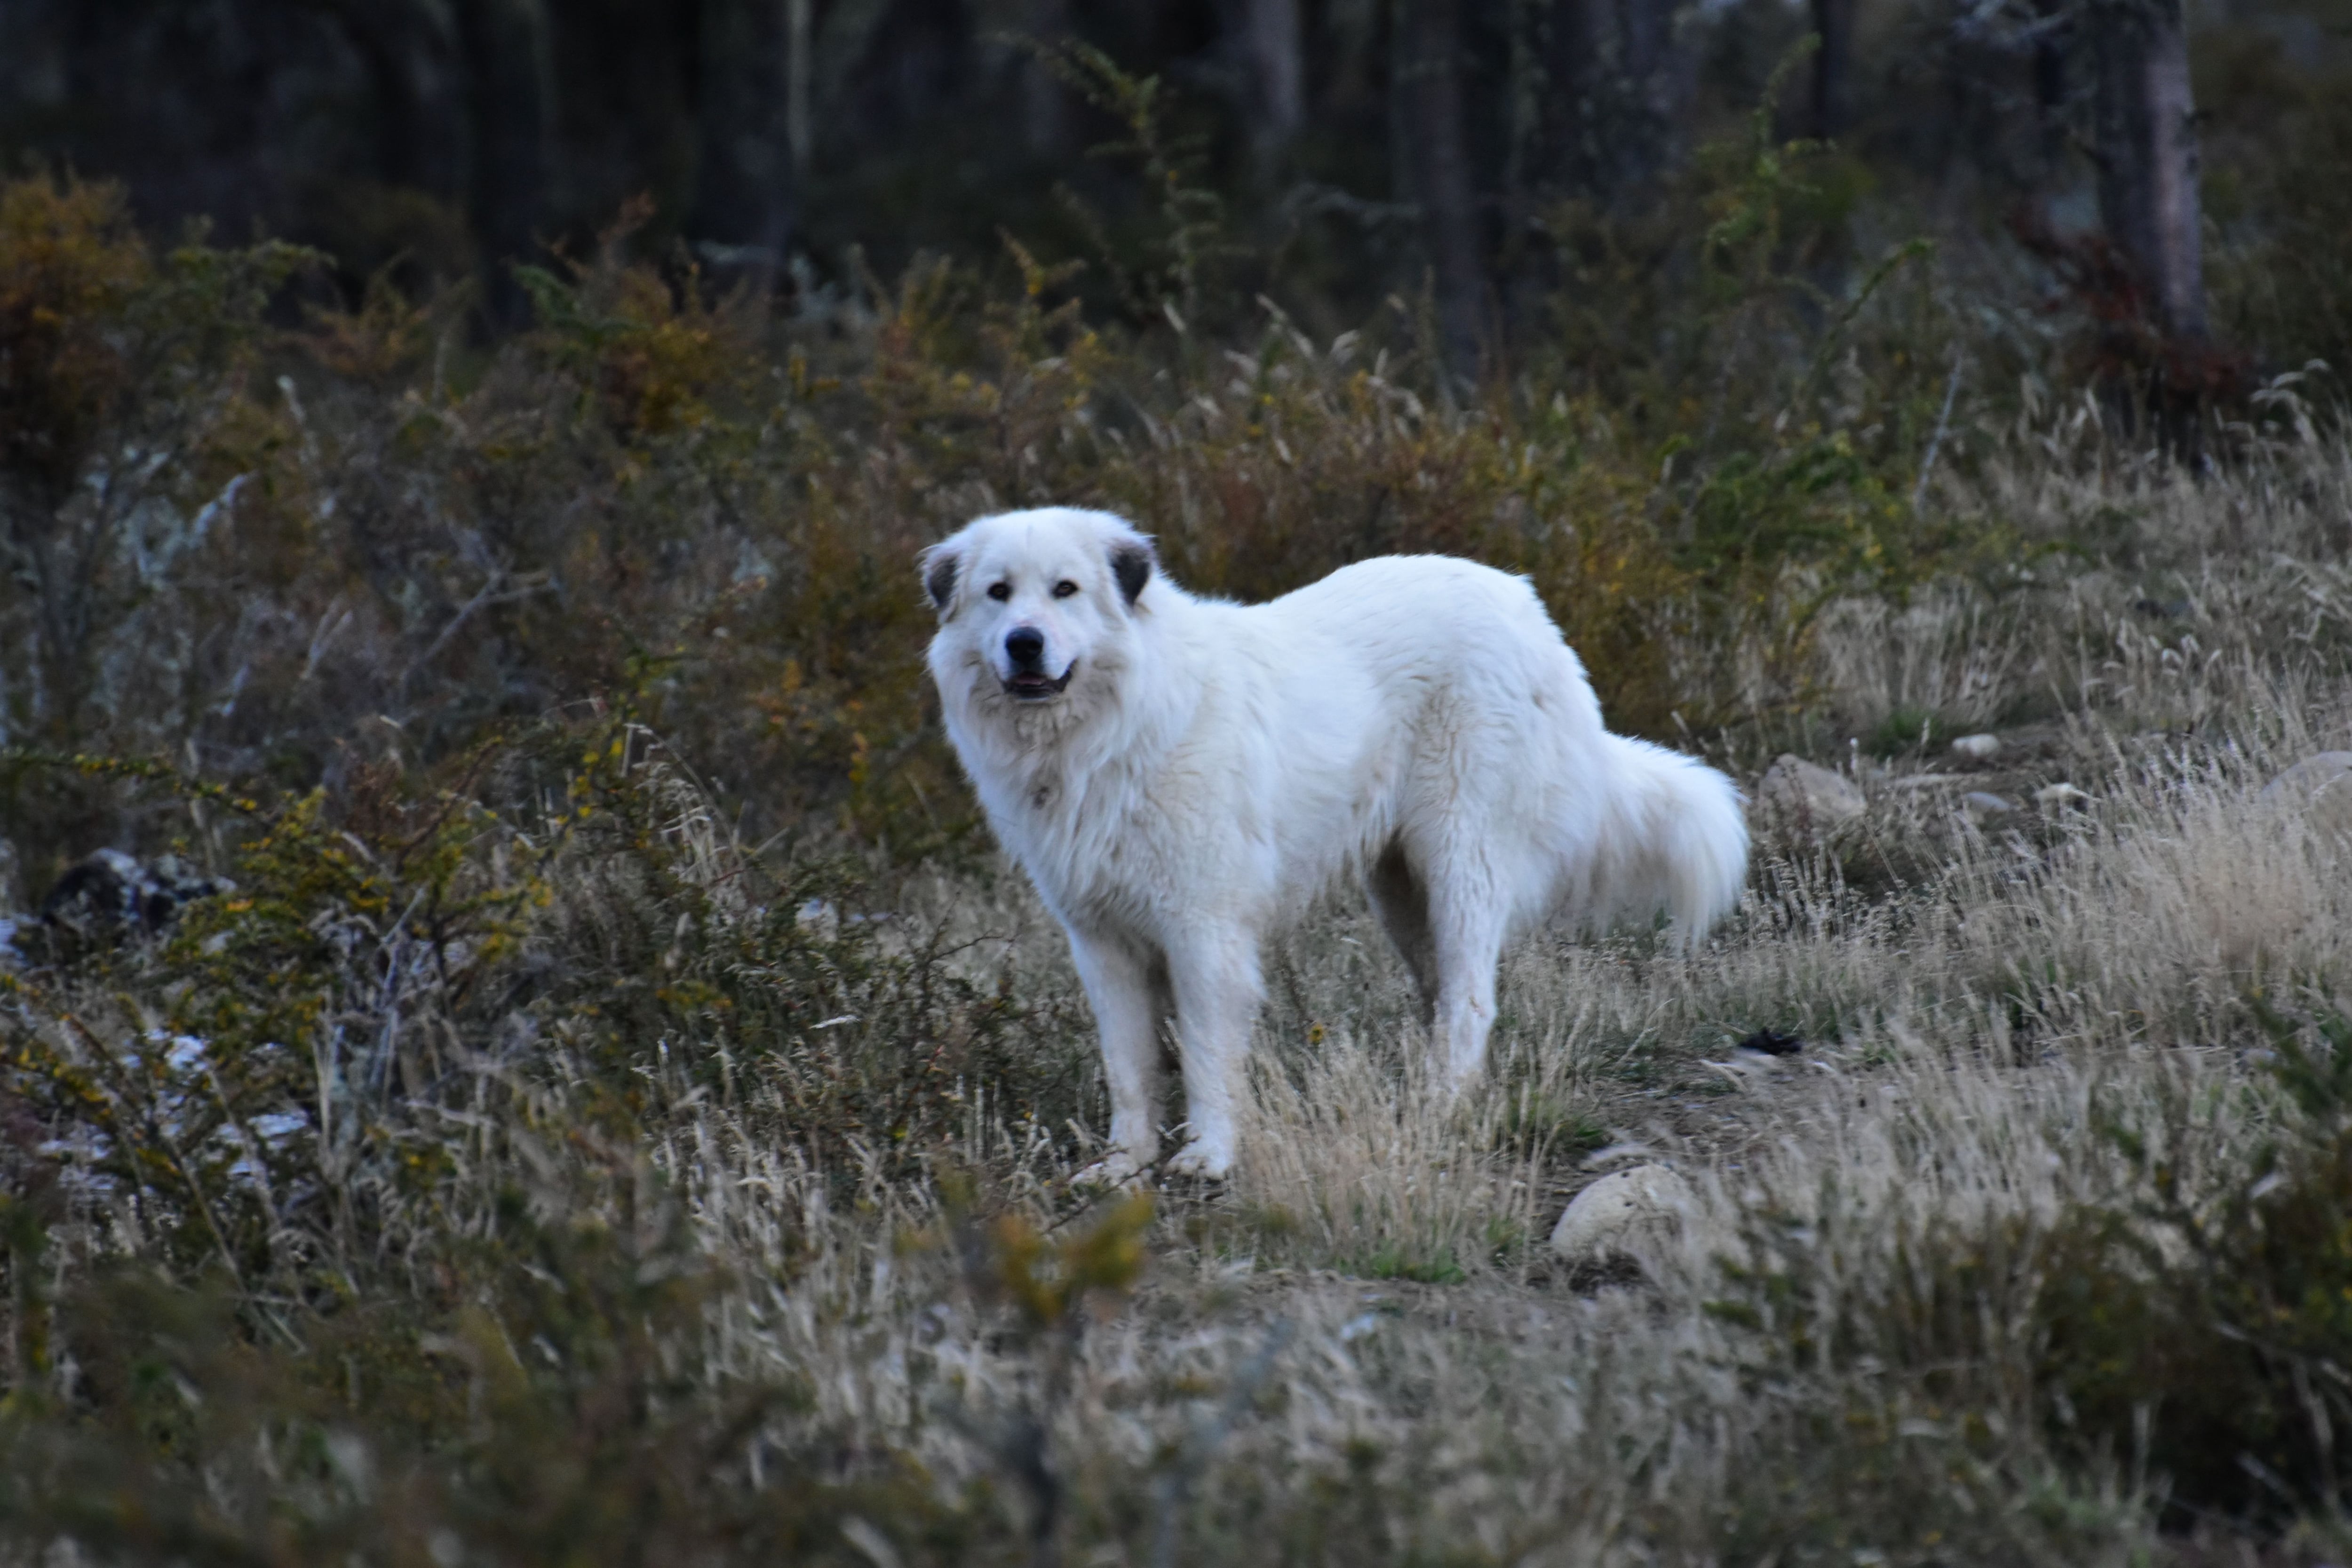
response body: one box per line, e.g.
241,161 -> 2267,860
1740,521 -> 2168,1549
1163,926 -> 1263,1179
1420,846 -> 1510,1093
1068,931 -> 1164,1181
1368,838 -> 1438,1026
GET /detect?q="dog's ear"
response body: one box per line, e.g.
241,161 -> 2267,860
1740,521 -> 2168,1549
920,544 -> 960,613
1110,538 -> 1154,607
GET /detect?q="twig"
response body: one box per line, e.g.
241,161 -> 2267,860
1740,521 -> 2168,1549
398,572 -> 553,698
1913,345 -> 1967,514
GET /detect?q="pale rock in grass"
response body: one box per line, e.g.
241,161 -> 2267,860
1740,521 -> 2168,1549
1548,1163 -> 1699,1264
2034,782 -> 2089,809
1756,755 -> 1866,829
2257,751 -> 2352,840
1961,791 -> 2017,825
1949,732 -> 2001,762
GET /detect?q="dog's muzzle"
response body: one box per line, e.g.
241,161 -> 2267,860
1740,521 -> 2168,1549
1003,663 -> 1076,701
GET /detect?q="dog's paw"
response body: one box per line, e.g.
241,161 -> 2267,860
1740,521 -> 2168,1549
1163,1140 -> 1234,1181
1072,1152 -> 1152,1189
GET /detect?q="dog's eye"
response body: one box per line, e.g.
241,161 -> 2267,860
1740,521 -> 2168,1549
987,582 -> 1011,601
1052,580 -> 1078,599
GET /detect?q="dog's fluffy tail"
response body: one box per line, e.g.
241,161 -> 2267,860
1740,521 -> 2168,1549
1594,732 -> 1748,948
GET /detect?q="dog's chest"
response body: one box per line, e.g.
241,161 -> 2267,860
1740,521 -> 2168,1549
990,753 -> 1186,913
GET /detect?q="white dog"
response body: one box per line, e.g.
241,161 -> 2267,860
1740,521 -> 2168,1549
922,507 -> 1746,1179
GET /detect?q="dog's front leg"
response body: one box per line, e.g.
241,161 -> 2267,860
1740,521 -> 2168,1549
1163,927 -> 1262,1179
1068,931 -> 1163,1182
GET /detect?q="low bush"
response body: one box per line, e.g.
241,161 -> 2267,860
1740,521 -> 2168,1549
1704,1000 -> 2352,1536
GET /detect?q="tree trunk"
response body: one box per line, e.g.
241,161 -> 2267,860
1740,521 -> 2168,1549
1235,0 -> 1305,171
454,0 -> 553,327
2090,0 -> 2208,457
1539,0 -> 1692,208
2091,0 -> 2205,343
2033,0 -> 2072,181
1809,0 -> 1853,140
690,0 -> 796,274
787,0 -> 814,176
328,0 -> 431,191
1395,0 -> 1485,386
1614,0 -> 1691,187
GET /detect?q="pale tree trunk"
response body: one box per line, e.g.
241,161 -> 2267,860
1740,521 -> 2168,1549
1809,0 -> 1853,139
691,0 -> 796,275
1395,0 -> 1485,386
1232,0 -> 1305,171
787,0 -> 813,176
2091,0 -> 2205,343
2090,0 -> 2208,456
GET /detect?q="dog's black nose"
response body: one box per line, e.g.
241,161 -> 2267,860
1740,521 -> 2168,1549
1005,627 -> 1045,667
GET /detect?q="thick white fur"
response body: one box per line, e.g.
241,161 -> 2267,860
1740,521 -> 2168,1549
922,507 -> 1747,1179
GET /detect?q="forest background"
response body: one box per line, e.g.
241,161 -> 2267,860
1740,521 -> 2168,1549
7,1 -> 2352,1563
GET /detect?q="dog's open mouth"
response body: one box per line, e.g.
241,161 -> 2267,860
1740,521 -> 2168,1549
1003,664 -> 1075,700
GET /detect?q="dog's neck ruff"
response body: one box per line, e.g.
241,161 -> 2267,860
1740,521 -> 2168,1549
969,656 -> 1178,797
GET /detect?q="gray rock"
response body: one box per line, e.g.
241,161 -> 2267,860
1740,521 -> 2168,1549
1757,755 -> 1866,828
1549,1164 -> 1699,1264
2258,752 -> 2352,839
1949,733 -> 2001,762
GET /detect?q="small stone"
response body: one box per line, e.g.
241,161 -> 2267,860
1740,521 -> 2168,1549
1757,755 -> 1866,828
1548,1164 -> 1699,1264
2034,782 -> 2089,809
1950,733 -> 2001,762
1961,791 -> 2017,823
2258,753 -> 2352,840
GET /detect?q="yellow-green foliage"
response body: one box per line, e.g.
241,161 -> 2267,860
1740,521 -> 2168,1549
0,718 -> 1110,1555
0,175 -> 149,496
0,140 -> 1953,884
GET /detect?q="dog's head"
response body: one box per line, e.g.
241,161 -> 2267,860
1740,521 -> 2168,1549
920,508 -> 1157,716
